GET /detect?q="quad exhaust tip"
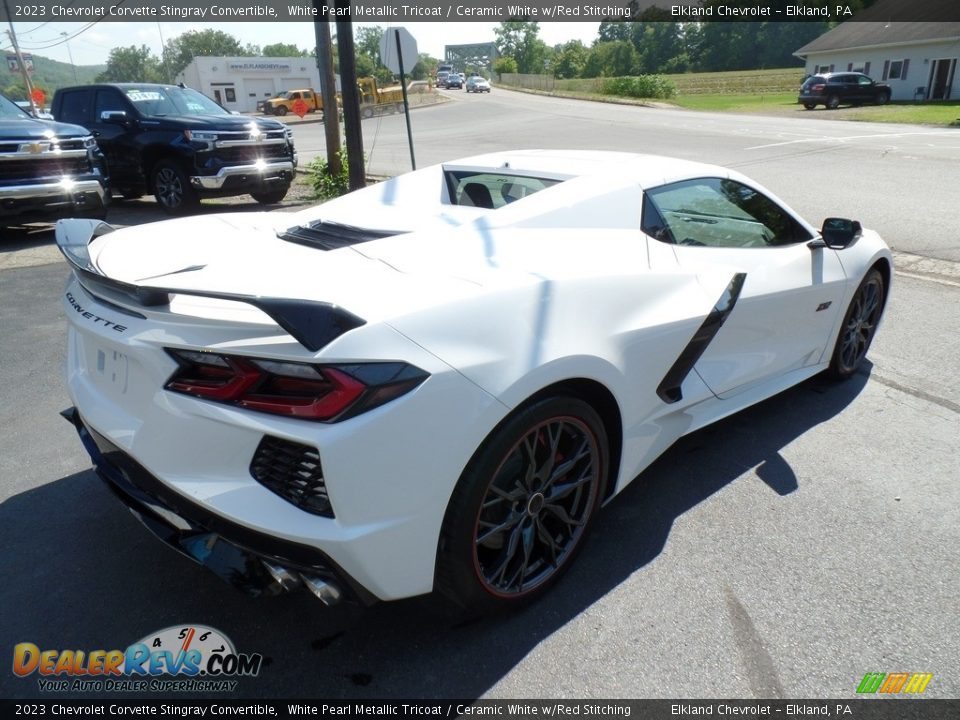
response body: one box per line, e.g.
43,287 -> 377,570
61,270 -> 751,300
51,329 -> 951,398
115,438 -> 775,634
261,561 -> 342,605
262,561 -> 303,592
300,574 -> 343,605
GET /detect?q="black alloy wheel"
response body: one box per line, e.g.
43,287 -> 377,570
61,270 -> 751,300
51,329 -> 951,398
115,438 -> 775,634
829,268 -> 885,379
803,102 -> 816,110
826,94 -> 841,109
877,92 -> 890,105
437,396 -> 608,614
151,160 -> 198,215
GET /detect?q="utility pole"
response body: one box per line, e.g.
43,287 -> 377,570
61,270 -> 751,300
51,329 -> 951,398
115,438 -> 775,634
3,0 -> 37,115
334,0 -> 365,191
60,32 -> 78,83
312,0 -> 341,177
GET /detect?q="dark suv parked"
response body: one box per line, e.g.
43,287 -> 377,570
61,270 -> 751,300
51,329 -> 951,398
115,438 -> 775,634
1,93 -> 109,228
798,72 -> 892,110
51,83 -> 297,214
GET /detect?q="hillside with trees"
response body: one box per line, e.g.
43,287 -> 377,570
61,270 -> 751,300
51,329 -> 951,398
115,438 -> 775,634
2,55 -> 104,101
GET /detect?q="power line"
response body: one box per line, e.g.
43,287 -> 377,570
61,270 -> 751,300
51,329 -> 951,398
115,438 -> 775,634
17,1 -> 122,49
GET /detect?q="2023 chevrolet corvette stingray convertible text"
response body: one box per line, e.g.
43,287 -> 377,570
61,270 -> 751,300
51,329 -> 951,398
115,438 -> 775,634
58,151 -> 891,613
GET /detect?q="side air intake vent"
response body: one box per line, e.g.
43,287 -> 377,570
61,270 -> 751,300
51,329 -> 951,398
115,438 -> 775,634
250,436 -> 333,517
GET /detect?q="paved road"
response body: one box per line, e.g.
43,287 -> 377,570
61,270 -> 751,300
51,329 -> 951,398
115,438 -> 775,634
296,87 -> 960,262
1,94 -> 958,700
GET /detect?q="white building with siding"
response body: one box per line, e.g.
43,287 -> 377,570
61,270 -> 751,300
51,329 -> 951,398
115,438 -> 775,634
176,57 -> 329,113
795,22 -> 960,101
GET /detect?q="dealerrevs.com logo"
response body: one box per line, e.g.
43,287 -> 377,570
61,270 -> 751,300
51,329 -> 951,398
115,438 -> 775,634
12,625 -> 264,693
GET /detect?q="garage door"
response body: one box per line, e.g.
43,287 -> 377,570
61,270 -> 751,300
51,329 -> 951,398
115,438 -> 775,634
244,78 -> 275,112
281,77 -> 311,91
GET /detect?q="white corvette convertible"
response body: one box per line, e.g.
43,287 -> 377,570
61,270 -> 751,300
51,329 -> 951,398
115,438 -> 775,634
58,150 -> 891,613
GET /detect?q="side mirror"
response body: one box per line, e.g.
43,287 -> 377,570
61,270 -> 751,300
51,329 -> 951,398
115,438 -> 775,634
100,110 -> 128,125
812,217 -> 862,250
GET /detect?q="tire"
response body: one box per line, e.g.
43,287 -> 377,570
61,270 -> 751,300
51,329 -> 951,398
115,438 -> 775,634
275,106 -> 288,117
803,102 -> 816,110
826,94 -> 840,110
151,159 -> 198,215
877,92 -> 890,106
251,186 -> 289,205
436,396 -> 608,615
828,268 -> 885,379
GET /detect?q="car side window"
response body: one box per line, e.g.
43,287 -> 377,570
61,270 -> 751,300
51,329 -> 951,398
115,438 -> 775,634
58,90 -> 91,125
94,89 -> 128,120
858,76 -> 873,86
642,177 -> 811,248
445,171 -> 561,208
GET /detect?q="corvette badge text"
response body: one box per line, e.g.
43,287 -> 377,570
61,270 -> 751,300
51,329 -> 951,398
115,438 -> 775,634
12,625 -> 263,693
66,292 -> 128,333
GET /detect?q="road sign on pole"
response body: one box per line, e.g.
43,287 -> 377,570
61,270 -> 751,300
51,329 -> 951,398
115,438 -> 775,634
380,27 -> 418,171
379,27 -> 417,76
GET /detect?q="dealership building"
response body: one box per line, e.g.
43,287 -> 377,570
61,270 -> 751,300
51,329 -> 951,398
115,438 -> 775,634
176,56 -> 339,112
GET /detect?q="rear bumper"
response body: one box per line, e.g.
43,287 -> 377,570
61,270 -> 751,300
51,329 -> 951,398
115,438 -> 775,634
63,406 -> 375,604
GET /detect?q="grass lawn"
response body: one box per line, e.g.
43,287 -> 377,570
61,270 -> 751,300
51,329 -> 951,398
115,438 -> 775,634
669,93 -> 960,126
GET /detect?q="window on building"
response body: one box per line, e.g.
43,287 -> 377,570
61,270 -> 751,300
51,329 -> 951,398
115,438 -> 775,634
224,88 -> 236,103
889,60 -> 904,79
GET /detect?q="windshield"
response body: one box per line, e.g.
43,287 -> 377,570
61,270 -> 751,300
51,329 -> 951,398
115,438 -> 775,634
123,86 -> 228,117
0,94 -> 31,119
276,91 -> 292,99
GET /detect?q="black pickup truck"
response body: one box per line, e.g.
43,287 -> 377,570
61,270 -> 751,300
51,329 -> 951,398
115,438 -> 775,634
51,83 -> 297,214
1,93 -> 109,228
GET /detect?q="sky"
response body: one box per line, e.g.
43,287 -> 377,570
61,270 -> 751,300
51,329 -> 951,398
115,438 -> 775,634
2,21 -> 603,67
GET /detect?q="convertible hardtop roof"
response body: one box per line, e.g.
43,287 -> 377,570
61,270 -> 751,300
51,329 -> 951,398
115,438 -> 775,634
444,149 -> 728,187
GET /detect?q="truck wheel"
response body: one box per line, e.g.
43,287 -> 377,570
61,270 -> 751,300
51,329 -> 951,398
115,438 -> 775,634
251,186 -> 289,205
276,106 -> 288,116
151,160 -> 198,215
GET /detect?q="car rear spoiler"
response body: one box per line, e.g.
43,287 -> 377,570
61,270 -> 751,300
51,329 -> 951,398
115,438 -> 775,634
55,219 -> 366,352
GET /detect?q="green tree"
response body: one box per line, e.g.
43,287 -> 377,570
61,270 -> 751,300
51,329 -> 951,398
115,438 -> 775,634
492,56 -> 518,80
411,53 -> 439,81
355,26 -> 385,62
583,41 -> 638,78
550,40 -> 589,79
494,21 -> 546,74
96,45 -> 162,83
163,30 -> 254,78
261,43 -> 309,57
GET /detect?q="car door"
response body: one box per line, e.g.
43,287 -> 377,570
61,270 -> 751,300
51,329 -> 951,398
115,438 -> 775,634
642,176 -> 849,397
857,74 -> 876,102
90,88 -> 139,188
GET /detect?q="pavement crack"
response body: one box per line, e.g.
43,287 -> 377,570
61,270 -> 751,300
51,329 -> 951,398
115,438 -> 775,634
864,369 -> 960,415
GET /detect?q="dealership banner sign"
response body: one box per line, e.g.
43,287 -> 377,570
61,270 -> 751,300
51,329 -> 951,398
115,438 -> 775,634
2,0 -> 959,23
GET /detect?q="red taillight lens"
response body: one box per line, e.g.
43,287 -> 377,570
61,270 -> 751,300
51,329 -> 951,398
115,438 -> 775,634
165,350 -> 427,422
812,84 -> 826,92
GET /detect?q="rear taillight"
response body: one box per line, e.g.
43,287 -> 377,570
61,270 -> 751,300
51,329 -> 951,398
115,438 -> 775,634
165,350 -> 428,421
811,83 -> 826,92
